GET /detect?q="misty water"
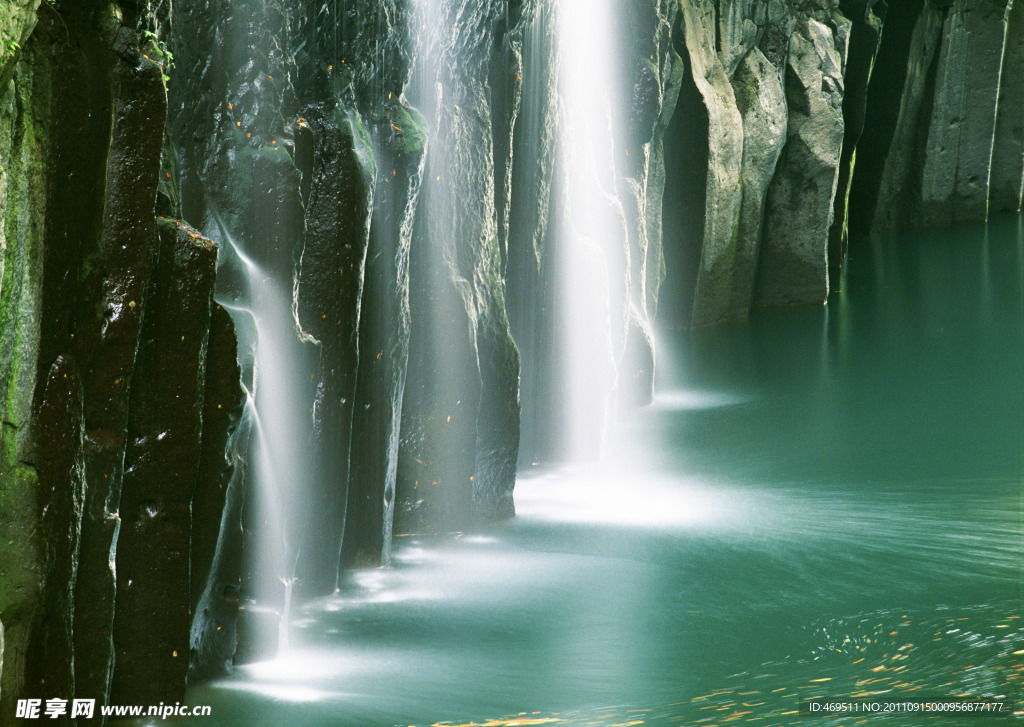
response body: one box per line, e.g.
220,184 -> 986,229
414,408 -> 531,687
176,219 -> 1024,726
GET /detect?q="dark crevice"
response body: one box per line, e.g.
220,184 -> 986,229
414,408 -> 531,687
659,22 -> 708,331
846,0 -> 926,236
829,0 -> 885,277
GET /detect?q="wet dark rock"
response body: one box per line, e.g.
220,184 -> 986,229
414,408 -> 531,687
110,219 -> 218,705
0,0 -> 247,713
294,109 -> 374,587
343,104 -> 426,565
22,357 -> 85,716
74,28 -> 168,707
5,0 -> 1024,711
168,0 -> 312,629
189,304 -> 246,680
395,0 -> 520,534
3,2 -> 175,713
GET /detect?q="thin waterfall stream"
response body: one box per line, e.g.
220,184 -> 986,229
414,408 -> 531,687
209,218 -> 306,653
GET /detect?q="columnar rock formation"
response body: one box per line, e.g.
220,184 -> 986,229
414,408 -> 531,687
2,0 -> 1024,719
850,0 -> 1023,236
0,0 -> 244,718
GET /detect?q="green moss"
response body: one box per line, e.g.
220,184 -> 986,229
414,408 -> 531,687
0,41 -> 47,684
392,104 -> 428,156
1,53 -> 45,434
346,109 -> 377,180
1,40 -> 20,67
142,30 -> 173,83
0,0 -> 40,82
643,56 -> 659,83
366,98 -> 427,158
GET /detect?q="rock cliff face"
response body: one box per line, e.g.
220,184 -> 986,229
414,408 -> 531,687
0,1 -> 242,719
850,0 -> 1024,236
392,0 -> 520,538
2,0 -> 1024,716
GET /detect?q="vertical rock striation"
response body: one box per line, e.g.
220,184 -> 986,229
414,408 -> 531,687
395,0 -> 520,533
677,0 -> 745,326
850,0 -> 1024,235
828,0 -> 883,276
109,220 -> 218,705
661,0 -> 1024,324
24,357 -> 85,709
732,48 -> 788,315
616,0 -> 684,406
660,0 -> 850,321
0,0 -> 243,716
854,0 -> 944,233
344,97 -> 427,564
188,304 -> 245,679
504,0 -> 558,466
915,0 -> 1014,226
758,15 -> 849,307
294,109 -> 374,581
989,0 -> 1024,213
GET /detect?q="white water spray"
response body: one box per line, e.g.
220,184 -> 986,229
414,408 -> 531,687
213,217 -> 306,654
555,0 -> 627,460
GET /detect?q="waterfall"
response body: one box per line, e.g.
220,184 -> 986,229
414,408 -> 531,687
552,0 -> 629,460
394,0 -> 519,535
170,0 -> 643,668
213,227 -> 306,652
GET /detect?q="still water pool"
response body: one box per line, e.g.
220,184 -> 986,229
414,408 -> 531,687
180,219 -> 1024,726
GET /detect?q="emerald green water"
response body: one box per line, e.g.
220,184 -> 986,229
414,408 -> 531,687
179,218 -> 1024,726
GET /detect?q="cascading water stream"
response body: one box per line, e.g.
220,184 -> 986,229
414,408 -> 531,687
553,0 -> 629,460
210,222 -> 307,652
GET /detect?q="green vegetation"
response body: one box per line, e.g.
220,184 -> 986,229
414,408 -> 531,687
2,39 -> 19,65
143,29 -> 173,83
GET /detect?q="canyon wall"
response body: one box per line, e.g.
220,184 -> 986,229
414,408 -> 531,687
1,0 -> 1023,718
0,0 -> 244,718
